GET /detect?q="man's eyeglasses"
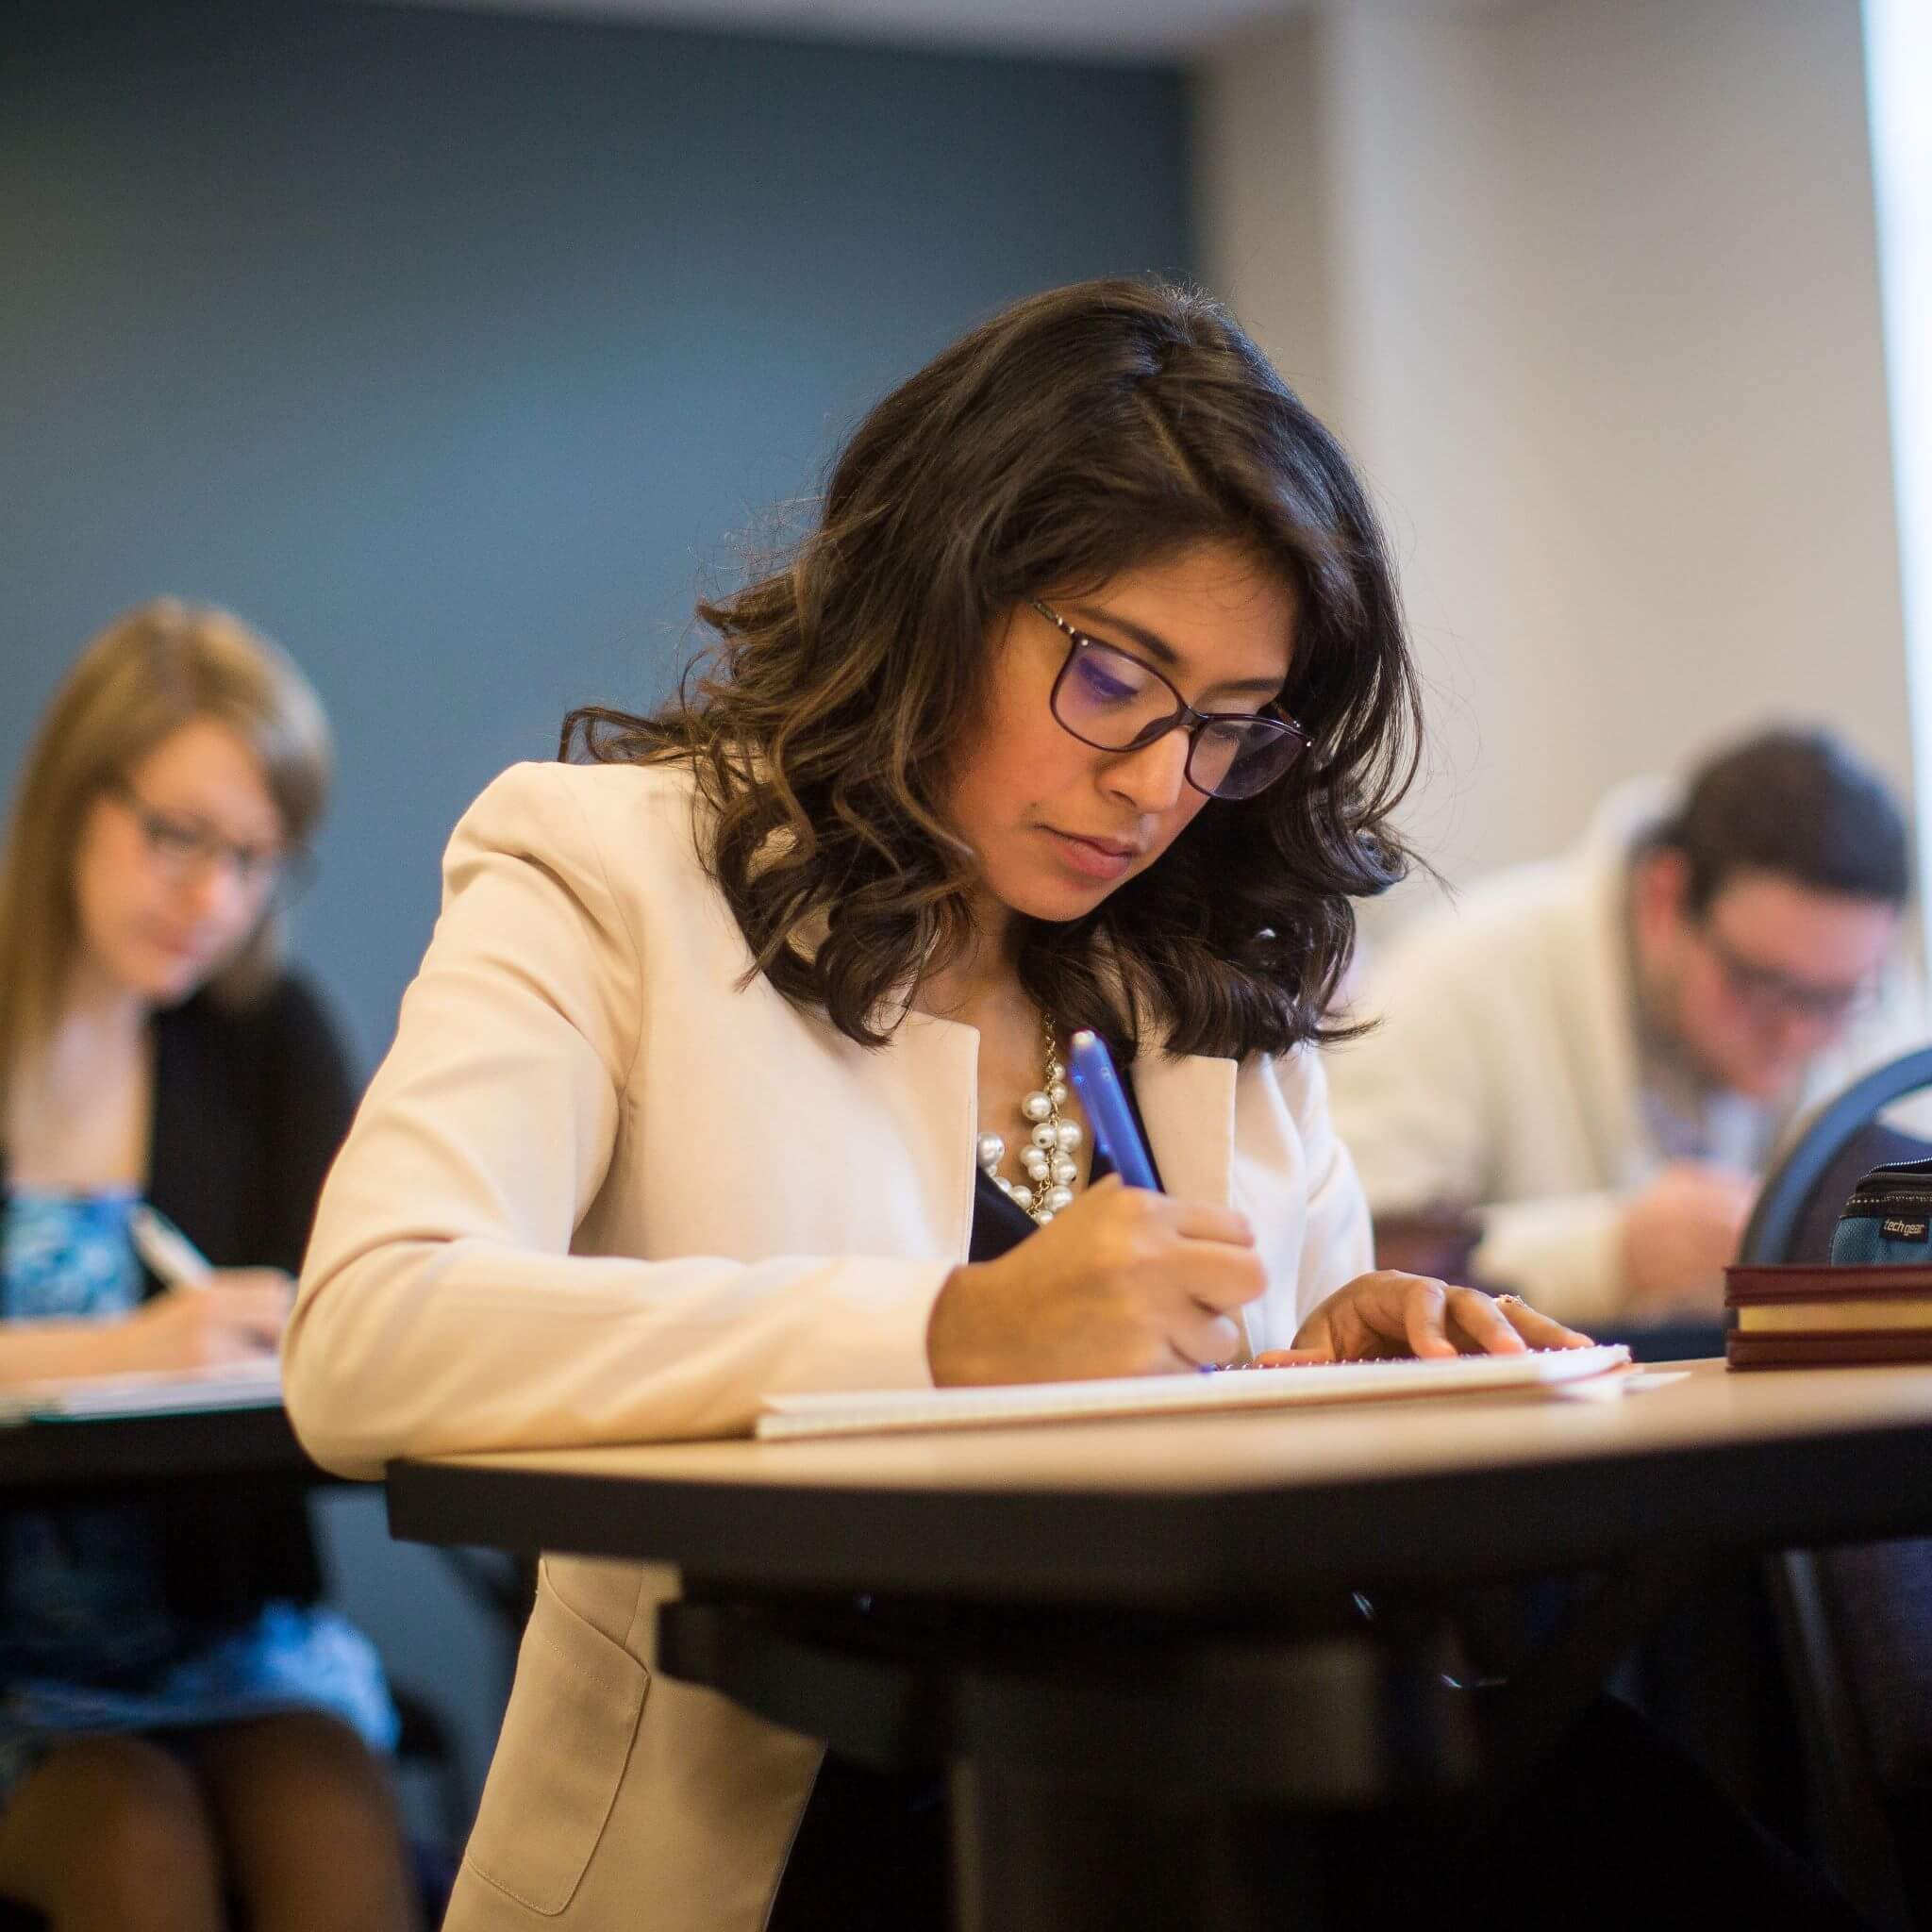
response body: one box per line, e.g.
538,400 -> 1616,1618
1032,601 -> 1311,802
109,781 -> 303,898
1697,921 -> 1878,1027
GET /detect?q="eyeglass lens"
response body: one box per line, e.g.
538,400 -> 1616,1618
1053,640 -> 1302,800
126,795 -> 283,891
1707,930 -> 1870,1024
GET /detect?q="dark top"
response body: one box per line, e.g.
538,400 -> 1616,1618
0,974 -> 358,1624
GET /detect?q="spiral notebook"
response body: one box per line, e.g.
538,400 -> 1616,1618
756,1343 -> 1635,1441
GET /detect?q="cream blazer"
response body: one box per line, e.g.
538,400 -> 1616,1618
286,758 -> 1374,1931
1326,780 -> 1929,1325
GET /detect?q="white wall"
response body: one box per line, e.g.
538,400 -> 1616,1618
1198,0 -> 1910,912
1865,0 -> 1932,967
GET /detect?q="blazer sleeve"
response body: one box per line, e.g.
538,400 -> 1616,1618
283,764 -> 949,1479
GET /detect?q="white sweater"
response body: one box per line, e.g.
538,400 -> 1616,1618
1324,784 -> 1928,1324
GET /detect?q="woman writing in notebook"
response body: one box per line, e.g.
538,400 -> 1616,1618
280,278 -> 1637,1932
0,603 -> 418,1928
294,275 -> 1874,1932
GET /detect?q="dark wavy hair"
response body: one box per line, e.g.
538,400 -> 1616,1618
564,276 -> 1422,1059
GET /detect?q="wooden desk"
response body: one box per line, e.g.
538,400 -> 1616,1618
390,1360 -> 1932,1597
387,1362 -> 1932,1929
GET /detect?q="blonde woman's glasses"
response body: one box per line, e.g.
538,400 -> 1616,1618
109,781 -> 304,898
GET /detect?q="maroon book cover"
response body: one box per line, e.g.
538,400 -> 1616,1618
1728,1331 -> 1932,1369
1724,1263 -> 1932,1305
1724,1265 -> 1932,1368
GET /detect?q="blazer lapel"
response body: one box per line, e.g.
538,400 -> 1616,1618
1134,1050 -> 1238,1208
1135,1049 -> 1248,1357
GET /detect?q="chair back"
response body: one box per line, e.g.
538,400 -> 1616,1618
1739,1046 -> 1932,1265
1737,1045 -> 1932,1932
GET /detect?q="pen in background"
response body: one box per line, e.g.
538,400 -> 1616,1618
129,1205 -> 214,1291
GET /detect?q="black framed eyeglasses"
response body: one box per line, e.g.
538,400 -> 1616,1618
1695,919 -> 1878,1027
1032,601 -> 1311,801
108,779 -> 310,902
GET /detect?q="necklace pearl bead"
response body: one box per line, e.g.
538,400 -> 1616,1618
976,1022 -> 1085,1228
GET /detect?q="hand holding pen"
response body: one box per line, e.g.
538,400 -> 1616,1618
926,1032 -> 1267,1384
107,1207 -> 291,1371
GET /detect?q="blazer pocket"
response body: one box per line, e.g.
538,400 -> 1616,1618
463,1579 -> 650,1916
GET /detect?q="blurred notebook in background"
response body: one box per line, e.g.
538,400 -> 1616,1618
0,1357 -> 282,1424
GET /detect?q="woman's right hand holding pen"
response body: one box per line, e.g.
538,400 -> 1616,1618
108,1270 -> 292,1373
926,1174 -> 1264,1383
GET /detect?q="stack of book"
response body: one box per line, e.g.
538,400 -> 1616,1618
1724,1264 -> 1932,1368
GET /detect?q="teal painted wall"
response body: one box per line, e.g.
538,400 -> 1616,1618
3,0 -> 1192,1067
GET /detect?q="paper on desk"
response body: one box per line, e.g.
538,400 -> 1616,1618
1549,1367 -> 1692,1402
0,1356 -> 282,1424
758,1343 -> 1636,1441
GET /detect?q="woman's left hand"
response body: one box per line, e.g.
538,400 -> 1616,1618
1255,1271 -> 1595,1366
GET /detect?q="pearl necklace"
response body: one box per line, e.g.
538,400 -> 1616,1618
975,1018 -> 1084,1224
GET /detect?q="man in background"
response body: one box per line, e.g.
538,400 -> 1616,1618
1326,728 -> 1923,1325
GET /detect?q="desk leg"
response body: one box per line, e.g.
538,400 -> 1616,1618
661,1598 -> 1473,1931
952,1765 -> 1294,1932
941,1624 -> 1471,1932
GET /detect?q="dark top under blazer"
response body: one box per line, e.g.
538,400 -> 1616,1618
0,973 -> 358,1624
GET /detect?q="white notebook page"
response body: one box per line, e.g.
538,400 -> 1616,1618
757,1343 -> 1634,1441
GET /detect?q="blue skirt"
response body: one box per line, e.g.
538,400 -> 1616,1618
0,1193 -> 398,1806
0,1598 -> 398,1803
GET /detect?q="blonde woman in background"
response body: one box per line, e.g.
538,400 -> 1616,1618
0,602 -> 418,1929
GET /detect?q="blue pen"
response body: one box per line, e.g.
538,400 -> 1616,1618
1070,1029 -> 1253,1373
1066,1030 -> 1161,1192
